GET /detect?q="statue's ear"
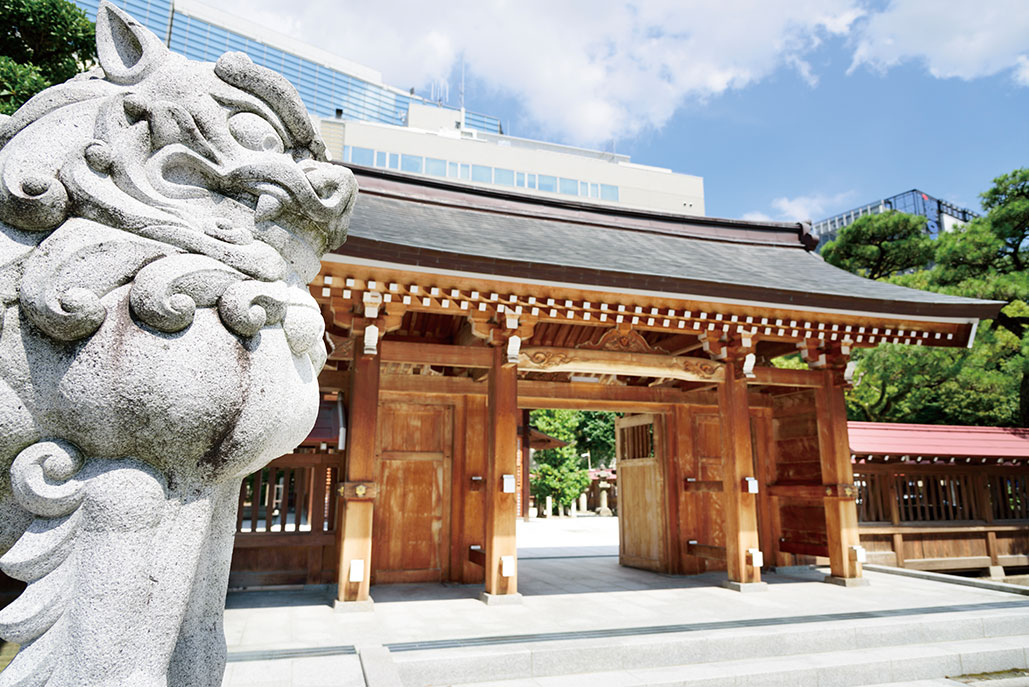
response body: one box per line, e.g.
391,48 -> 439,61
95,1 -> 168,85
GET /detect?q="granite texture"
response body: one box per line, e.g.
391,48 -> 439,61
0,3 -> 356,685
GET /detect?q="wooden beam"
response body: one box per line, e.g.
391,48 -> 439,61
337,348 -> 380,604
318,368 -> 350,392
485,345 -> 519,597
683,479 -> 723,493
376,373 -> 692,409
380,340 -> 493,368
720,363 -> 763,585
779,541 -> 830,558
747,366 -> 824,388
815,371 -> 863,581
686,542 -> 727,560
520,346 -> 725,383
767,483 -> 858,500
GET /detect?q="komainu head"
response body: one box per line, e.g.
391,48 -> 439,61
0,2 -> 359,491
0,1 -> 355,348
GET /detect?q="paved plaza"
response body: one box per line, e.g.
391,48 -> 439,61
220,517 -> 1029,686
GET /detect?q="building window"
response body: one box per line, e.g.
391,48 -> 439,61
579,181 -> 589,196
426,158 -> 447,177
375,151 -> 387,167
494,168 -> 514,186
388,153 -> 399,170
401,154 -> 423,173
472,165 -> 492,183
600,184 -> 619,202
342,145 -> 351,162
527,174 -> 536,189
538,175 -> 556,192
590,183 -> 599,199
460,163 -> 470,180
559,178 -> 578,196
448,162 -> 459,178
516,172 -> 525,187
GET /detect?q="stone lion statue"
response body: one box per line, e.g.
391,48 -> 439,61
0,3 -> 356,685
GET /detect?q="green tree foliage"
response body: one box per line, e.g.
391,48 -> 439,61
528,409 -> 590,510
0,0 -> 96,115
826,171 -> 1029,427
822,210 -> 935,280
574,410 -> 618,467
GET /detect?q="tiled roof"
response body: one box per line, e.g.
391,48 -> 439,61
849,422 -> 1029,459
337,167 -> 1003,321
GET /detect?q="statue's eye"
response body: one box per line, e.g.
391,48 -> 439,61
228,112 -> 284,154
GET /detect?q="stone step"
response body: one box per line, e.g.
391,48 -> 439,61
449,635 -> 1029,687
387,609 -> 1029,687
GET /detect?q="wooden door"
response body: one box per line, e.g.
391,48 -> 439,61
617,413 -> 668,572
372,402 -> 452,584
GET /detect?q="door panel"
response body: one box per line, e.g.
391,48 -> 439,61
617,413 -> 668,572
372,402 -> 451,583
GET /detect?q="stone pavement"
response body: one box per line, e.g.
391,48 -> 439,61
221,517 -> 1029,686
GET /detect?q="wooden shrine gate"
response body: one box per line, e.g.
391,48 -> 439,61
221,166 -> 995,604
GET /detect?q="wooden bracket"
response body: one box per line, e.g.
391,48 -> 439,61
683,478 -> 723,493
338,481 -> 378,500
468,545 -> 486,567
701,332 -> 757,377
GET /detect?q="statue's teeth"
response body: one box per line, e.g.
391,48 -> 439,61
255,194 -> 282,222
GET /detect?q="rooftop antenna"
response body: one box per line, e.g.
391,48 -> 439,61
459,55 -> 465,110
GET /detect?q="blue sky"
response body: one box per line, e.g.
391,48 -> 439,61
229,1 -> 1029,221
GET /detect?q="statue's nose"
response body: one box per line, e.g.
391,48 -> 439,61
302,162 -> 356,209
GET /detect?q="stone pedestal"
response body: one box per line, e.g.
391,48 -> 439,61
480,592 -> 523,606
824,575 -> 870,588
721,580 -> 769,593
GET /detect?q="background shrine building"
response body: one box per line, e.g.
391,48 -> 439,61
72,0 -> 705,214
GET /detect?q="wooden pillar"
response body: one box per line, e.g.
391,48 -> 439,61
521,409 -> 532,520
815,371 -> 864,582
337,348 -> 380,605
484,344 -> 519,600
719,363 -> 763,587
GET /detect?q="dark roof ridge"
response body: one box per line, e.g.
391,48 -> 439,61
344,164 -> 817,250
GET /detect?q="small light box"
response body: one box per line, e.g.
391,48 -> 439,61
502,474 -> 516,493
743,477 -> 759,494
501,555 -> 515,577
747,548 -> 764,568
850,545 -> 867,564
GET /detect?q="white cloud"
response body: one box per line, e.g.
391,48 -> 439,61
746,190 -> 856,222
206,0 -> 1029,148
213,0 -> 863,147
849,0 -> 1029,84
